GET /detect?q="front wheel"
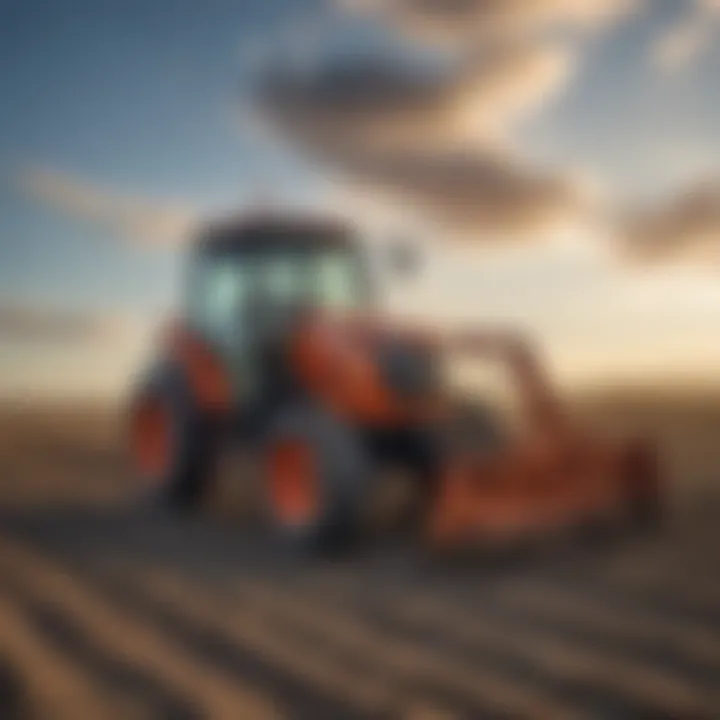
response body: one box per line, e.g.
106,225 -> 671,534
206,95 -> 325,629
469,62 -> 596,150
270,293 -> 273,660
264,404 -> 371,553
128,366 -> 215,510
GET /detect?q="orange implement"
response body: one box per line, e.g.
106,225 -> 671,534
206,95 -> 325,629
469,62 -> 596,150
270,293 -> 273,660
427,332 -> 661,547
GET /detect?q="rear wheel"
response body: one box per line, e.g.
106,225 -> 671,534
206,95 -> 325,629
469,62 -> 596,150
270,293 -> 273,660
129,366 -> 215,509
265,404 -> 370,553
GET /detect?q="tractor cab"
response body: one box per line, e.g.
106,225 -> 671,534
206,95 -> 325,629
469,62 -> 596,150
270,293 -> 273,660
180,216 -> 375,409
185,216 -> 371,336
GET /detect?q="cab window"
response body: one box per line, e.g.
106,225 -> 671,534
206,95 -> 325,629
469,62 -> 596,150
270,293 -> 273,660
313,250 -> 363,311
187,258 -> 251,344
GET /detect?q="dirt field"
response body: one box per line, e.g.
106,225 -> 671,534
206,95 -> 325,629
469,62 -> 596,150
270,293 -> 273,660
1,392 -> 720,720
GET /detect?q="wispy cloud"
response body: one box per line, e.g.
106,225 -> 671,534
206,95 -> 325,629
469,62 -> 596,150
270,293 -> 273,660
340,0 -> 639,44
0,302 -> 133,344
257,40 -> 575,150
619,179 -> 720,262
316,147 -> 590,237
254,6 -> 594,240
652,0 -> 720,73
256,0 -> 720,261
18,167 -> 199,247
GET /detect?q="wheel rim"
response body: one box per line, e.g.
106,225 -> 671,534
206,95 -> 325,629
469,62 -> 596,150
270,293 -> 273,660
268,440 -> 319,526
132,397 -> 173,481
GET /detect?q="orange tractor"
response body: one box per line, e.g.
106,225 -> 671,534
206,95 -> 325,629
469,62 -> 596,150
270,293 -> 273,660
128,214 -> 661,552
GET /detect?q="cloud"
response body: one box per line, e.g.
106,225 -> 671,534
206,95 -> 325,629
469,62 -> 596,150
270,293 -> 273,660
257,53 -> 462,149
652,0 -> 720,73
18,167 -> 198,247
340,0 -> 639,43
652,15 -> 712,72
257,41 -> 574,149
253,0 -> 642,239
321,147 -> 589,236
255,38 -> 586,237
620,180 -> 720,262
0,303 -> 131,344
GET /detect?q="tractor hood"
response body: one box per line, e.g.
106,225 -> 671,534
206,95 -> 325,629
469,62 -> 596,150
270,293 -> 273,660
336,314 -> 442,402
291,311 -> 443,425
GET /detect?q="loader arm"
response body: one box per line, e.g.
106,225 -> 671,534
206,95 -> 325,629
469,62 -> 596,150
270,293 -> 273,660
445,330 -> 562,433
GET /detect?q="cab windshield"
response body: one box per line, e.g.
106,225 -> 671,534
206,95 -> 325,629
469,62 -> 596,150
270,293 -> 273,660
253,247 -> 366,312
187,239 -> 369,344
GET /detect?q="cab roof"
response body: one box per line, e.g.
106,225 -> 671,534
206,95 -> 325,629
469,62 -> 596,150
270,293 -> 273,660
196,212 -> 353,257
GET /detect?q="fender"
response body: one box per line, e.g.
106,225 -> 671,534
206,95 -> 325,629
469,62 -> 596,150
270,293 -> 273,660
163,322 -> 233,414
292,316 -> 441,426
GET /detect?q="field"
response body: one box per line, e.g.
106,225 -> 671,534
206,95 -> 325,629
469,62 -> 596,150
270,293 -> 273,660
1,389 -> 720,719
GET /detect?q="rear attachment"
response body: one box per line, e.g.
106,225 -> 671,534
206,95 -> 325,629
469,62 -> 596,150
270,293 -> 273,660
427,438 -> 660,548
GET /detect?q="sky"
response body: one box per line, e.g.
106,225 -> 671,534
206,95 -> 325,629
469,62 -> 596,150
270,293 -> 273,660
1,0 -> 720,399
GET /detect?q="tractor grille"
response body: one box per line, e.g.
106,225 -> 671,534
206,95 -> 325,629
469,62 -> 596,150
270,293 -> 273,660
376,340 -> 440,401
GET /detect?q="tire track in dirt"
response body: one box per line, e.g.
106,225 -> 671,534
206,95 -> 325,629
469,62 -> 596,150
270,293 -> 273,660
585,551 -> 720,616
191,574 -> 588,719
493,578 -> 720,675
69,557 -> 422,720
0,593 -> 115,720
538,560 -> 720,634
393,553 -> 720,692
3,507 -> 720,719
0,581 -> 202,720
299,569 -> 720,718
380,592 -> 720,718
0,538 -> 281,720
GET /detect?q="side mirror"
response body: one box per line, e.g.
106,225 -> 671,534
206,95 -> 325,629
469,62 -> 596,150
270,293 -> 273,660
387,238 -> 421,279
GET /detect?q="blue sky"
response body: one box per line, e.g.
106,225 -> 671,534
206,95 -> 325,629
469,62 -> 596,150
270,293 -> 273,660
1,0 -> 720,397
0,0 -> 319,315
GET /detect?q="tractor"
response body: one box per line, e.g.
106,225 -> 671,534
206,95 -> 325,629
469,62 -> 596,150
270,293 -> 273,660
128,214 -> 661,552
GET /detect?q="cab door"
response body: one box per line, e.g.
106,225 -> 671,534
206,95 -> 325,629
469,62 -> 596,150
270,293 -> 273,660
184,254 -> 257,413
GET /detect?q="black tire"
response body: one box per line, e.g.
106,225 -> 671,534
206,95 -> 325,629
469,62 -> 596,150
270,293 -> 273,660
128,364 -> 215,510
388,426 -> 444,534
264,404 -> 371,554
395,402 -> 504,534
624,442 -> 662,532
